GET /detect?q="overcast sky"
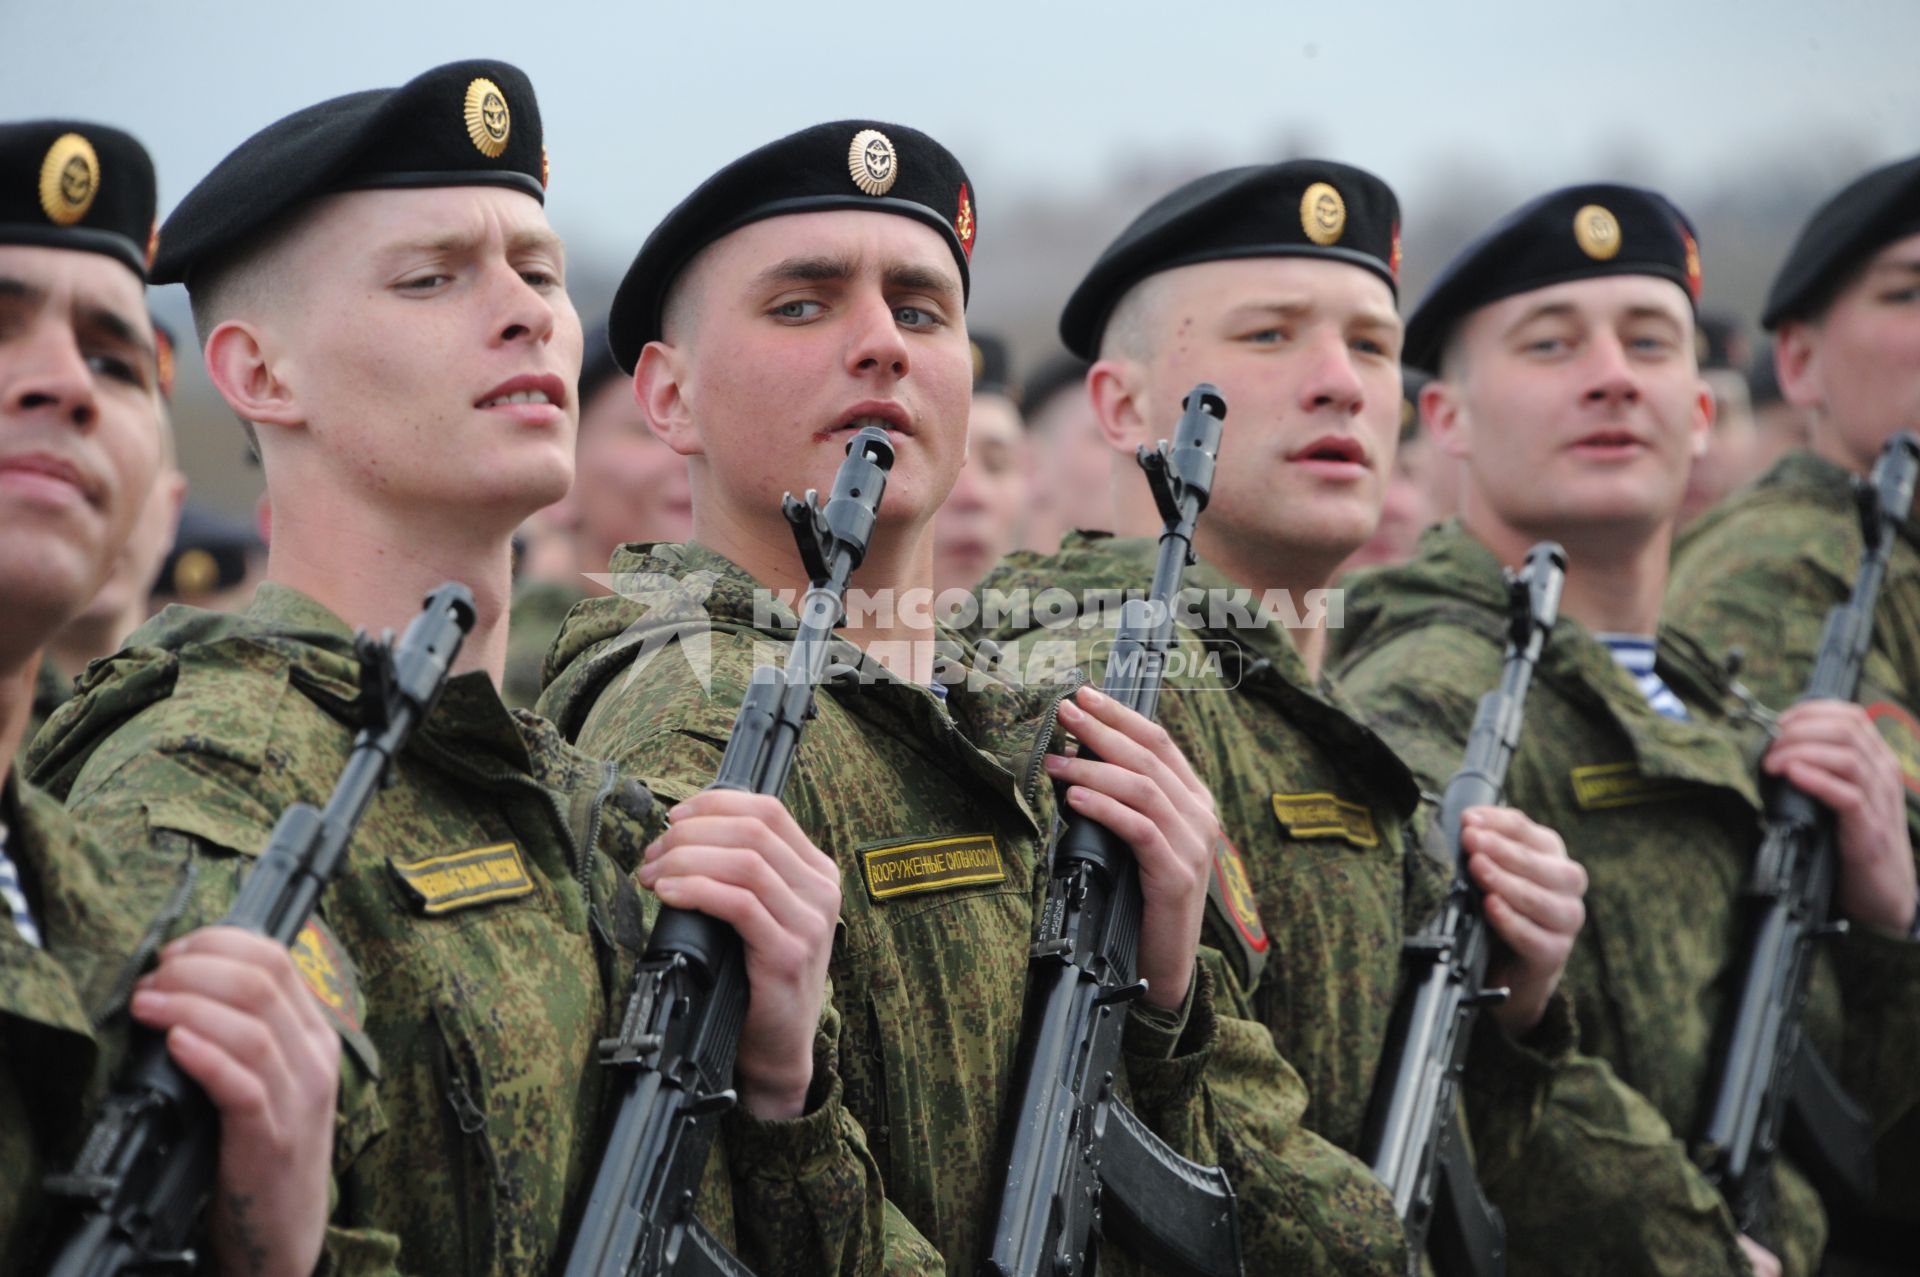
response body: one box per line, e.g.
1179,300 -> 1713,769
6,0 -> 1915,276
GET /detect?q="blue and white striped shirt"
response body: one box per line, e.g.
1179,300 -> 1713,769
1597,633 -> 1689,721
0,816 -> 44,948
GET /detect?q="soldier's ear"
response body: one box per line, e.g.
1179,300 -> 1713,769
1773,323 -> 1821,412
635,340 -> 700,457
204,318 -> 302,430
1422,378 -> 1470,461
1086,358 -> 1148,454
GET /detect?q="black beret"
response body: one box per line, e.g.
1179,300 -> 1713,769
1763,153 -> 1920,330
1058,159 -> 1402,361
154,58 -> 546,286
608,119 -> 977,371
970,333 -> 1015,400
1022,353 -> 1091,422
157,504 -> 264,597
1404,183 -> 1702,374
0,120 -> 156,278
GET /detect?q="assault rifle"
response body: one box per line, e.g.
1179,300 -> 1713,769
1695,429 -> 1920,1238
40,582 -> 477,1276
982,385 -> 1241,1277
560,426 -> 895,1277
1358,541 -> 1566,1277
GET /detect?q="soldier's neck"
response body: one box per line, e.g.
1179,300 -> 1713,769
264,505 -> 513,687
694,506 -> 942,686
1462,506 -> 1671,636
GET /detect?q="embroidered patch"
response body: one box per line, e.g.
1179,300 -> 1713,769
389,842 -> 535,915
1568,761 -> 1692,811
1210,835 -> 1267,953
1271,792 -> 1378,848
1866,702 -> 1920,796
862,833 -> 1004,900
293,917 -> 362,1033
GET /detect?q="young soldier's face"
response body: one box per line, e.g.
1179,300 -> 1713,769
0,244 -> 162,656
652,210 -> 972,538
272,185 -> 581,523
933,392 -> 1028,592
1435,274 -> 1710,539
574,372 -> 692,556
1780,230 -> 1920,473
1132,256 -> 1403,568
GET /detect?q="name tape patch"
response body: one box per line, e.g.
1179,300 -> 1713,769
390,842 -> 535,915
1270,792 -> 1378,848
1568,762 -> 1692,811
863,833 -> 1005,901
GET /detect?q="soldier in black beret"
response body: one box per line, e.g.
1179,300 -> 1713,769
984,159 -> 1618,1275
16,63 -> 777,1277
1668,154 -> 1920,1274
0,118 -> 349,1276
540,123 -> 1333,1273
933,331 -> 1030,592
1341,181 -> 1920,1277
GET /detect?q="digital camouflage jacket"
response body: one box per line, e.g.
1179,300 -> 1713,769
26,582 -> 887,1276
0,775 -> 158,1270
1337,521 -> 1920,1277
1668,445 -> 1920,1255
538,540 -> 1369,1276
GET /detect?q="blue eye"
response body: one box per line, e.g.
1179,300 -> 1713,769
895,306 -> 939,329
774,299 -> 823,320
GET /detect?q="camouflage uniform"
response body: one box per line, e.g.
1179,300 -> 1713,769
1334,521 -> 1920,1276
504,575 -> 588,712
979,535 -> 1591,1268
1668,446 -> 1920,1262
0,776 -> 159,1270
27,581 -> 891,1276
539,539 -> 1380,1275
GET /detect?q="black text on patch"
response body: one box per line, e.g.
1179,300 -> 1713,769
1270,792 -> 1379,848
390,842 -> 535,915
863,833 -> 1005,901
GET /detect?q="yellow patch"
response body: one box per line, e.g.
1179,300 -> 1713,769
1568,761 -> 1692,811
1270,792 -> 1378,848
1300,181 -> 1346,245
862,833 -> 1004,901
463,77 -> 511,158
1866,702 -> 1920,796
1211,835 -> 1267,952
292,919 -> 360,1031
1572,204 -> 1622,260
39,132 -> 99,226
389,842 -> 534,915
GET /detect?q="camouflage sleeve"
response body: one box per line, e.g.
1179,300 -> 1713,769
1333,631 -> 1485,797
1458,988 -> 1577,1183
1664,556 -> 1831,713
1835,926 -> 1920,1133
60,751 -> 415,1274
720,996 -> 944,1276
1482,1051 -> 1770,1277
1195,952 -> 1412,1276
597,724 -> 915,1275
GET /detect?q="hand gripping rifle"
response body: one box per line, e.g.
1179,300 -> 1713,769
1357,542 -> 1565,1277
982,386 -> 1241,1277
560,426 -> 895,1277
1694,429 -> 1920,1239
39,582 -> 477,1277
